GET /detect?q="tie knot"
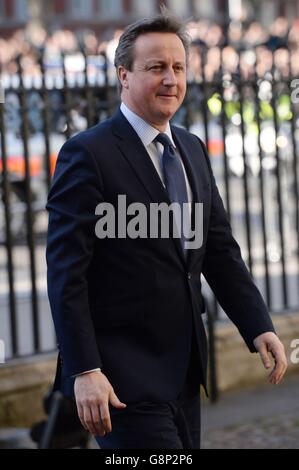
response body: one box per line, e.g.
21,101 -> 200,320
154,133 -> 173,149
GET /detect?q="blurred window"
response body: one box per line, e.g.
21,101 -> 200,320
167,0 -> 191,17
193,0 -> 216,17
131,0 -> 156,16
100,0 -> 123,19
259,0 -> 276,27
15,0 -> 28,21
70,0 -> 93,19
285,1 -> 296,22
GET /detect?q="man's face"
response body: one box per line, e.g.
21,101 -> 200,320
118,32 -> 187,130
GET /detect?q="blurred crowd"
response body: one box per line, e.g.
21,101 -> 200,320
1,16 -> 299,86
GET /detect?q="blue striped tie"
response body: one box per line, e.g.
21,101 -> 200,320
155,133 -> 188,250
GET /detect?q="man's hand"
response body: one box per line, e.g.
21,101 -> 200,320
74,371 -> 126,437
253,332 -> 288,385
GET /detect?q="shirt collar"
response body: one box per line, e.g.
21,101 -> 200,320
120,102 -> 176,148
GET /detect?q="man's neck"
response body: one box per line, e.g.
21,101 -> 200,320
121,101 -> 168,133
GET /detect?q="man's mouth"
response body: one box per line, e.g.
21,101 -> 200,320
157,94 -> 177,98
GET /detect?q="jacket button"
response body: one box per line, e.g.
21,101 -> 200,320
188,272 -> 192,280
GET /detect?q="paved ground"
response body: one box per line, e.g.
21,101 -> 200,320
1,374 -> 298,449
201,373 -> 299,449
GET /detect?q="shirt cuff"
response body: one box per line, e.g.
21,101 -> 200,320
72,368 -> 101,378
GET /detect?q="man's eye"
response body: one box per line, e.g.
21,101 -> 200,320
150,66 -> 162,71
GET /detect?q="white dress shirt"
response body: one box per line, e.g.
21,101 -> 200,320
120,102 -> 193,206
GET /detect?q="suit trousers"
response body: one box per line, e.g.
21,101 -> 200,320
96,331 -> 201,450
95,391 -> 201,450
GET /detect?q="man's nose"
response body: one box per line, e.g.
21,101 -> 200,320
162,68 -> 178,86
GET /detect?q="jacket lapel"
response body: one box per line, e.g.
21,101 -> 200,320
111,109 -> 204,268
111,109 -> 169,206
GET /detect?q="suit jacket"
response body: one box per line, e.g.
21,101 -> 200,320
46,108 -> 275,402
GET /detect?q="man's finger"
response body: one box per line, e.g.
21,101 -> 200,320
83,406 -> 98,436
257,344 -> 272,369
90,404 -> 106,437
76,403 -> 89,431
272,361 -> 287,383
100,401 -> 112,434
109,390 -> 127,409
268,348 -> 288,384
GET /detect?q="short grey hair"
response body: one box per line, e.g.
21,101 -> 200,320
114,11 -> 190,91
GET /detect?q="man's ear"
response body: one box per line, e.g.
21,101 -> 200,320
118,66 -> 129,89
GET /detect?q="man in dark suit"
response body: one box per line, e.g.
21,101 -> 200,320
46,13 -> 287,449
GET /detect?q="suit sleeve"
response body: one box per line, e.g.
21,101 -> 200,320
198,138 -> 275,352
46,136 -> 104,377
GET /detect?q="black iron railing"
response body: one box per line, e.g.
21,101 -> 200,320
0,48 -> 298,398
